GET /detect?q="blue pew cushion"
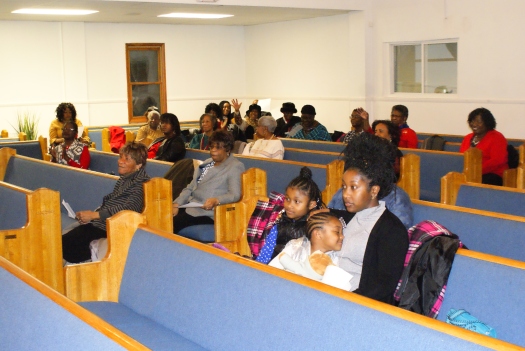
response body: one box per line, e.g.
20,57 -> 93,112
178,224 -> 215,242
0,186 -> 28,230
455,185 -> 525,217
79,302 -> 206,351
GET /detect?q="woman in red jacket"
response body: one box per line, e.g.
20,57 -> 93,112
459,108 -> 508,186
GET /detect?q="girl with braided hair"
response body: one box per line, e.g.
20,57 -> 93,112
268,212 -> 352,290
330,134 -> 408,303
255,167 -> 324,264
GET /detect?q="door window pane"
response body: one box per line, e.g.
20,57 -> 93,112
129,50 -> 159,82
132,84 -> 160,117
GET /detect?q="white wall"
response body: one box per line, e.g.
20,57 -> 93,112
0,20 -> 246,139
369,0 -> 525,139
2,0 -> 525,140
244,12 -> 367,133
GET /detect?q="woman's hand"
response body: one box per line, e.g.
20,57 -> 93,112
75,210 -> 100,224
172,203 -> 179,217
355,107 -> 369,121
49,146 -> 57,161
202,198 -> 220,211
62,147 -> 70,162
231,98 -> 242,112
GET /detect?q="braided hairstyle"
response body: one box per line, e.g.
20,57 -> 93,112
286,166 -> 325,210
342,134 -> 397,200
306,212 -> 340,240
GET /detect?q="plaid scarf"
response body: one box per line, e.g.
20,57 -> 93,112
246,191 -> 285,257
394,220 -> 464,318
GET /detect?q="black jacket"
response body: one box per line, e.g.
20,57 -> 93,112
154,135 -> 186,163
274,116 -> 301,138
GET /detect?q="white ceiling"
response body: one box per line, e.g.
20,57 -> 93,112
0,0 -> 352,26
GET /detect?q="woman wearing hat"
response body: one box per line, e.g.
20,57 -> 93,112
289,105 -> 331,141
274,102 -> 301,137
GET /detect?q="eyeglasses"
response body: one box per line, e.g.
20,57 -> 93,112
61,128 -> 76,131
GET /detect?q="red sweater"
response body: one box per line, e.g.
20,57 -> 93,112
459,130 -> 508,177
399,126 -> 418,149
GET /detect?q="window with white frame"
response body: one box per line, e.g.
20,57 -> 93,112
393,41 -> 457,94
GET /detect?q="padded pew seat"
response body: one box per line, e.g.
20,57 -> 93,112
0,257 -> 135,350
455,184 -> 525,217
0,184 -> 27,230
438,251 -> 525,347
79,226 -> 499,351
412,200 -> 525,262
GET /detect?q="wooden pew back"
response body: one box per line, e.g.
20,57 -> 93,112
0,256 -> 146,350
0,181 -> 63,293
412,200 -> 525,263
67,217 -> 514,350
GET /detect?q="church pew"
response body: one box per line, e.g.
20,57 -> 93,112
0,256 -> 146,350
0,148 -> 172,233
185,148 -> 343,204
65,215 -> 513,350
437,249 -> 525,347
441,171 -> 525,217
0,135 -> 48,160
0,181 -> 63,293
412,199 -> 525,263
417,132 -> 525,148
398,147 -> 482,202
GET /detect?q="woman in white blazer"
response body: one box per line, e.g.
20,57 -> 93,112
172,129 -> 245,233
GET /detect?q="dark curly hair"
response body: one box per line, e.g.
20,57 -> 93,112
209,129 -> 235,153
205,102 -> 221,118
160,113 -> 181,136
219,100 -> 232,119
286,167 -> 325,209
55,102 -> 77,123
342,134 -> 397,200
467,107 -> 496,130
372,119 -> 400,146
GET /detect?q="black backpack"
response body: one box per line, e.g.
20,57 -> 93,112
507,144 -> 519,169
422,135 -> 446,151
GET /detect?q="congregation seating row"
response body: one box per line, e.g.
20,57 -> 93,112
4,155 -> 522,350
441,171 -> 525,217
0,255 -> 144,350
66,213 -> 525,349
0,148 -> 173,293
2,211 -> 515,350
86,120 -> 200,151
417,132 -> 525,148
0,136 -> 48,160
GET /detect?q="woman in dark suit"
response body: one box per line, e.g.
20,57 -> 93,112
172,130 -> 245,233
147,113 -> 186,162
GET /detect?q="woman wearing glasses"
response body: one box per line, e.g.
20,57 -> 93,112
172,129 -> 245,234
62,142 -> 150,264
50,121 -> 91,169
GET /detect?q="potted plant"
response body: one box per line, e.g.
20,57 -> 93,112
11,110 -> 39,140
